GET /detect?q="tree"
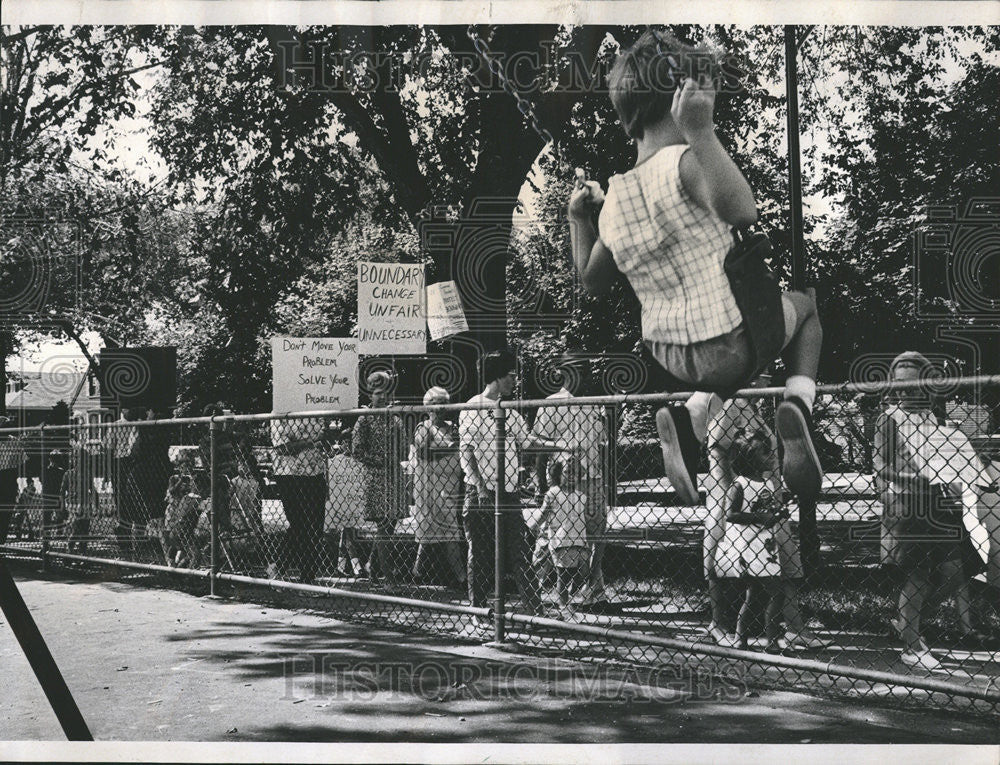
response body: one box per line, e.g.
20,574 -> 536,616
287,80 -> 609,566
1,25 -> 170,413
136,24 -> 616,407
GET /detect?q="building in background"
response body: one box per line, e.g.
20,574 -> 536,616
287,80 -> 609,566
4,369 -> 106,428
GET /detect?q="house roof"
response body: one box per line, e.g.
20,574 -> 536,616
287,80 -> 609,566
5,371 -> 101,413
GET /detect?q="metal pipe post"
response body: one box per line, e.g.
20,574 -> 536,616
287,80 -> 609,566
784,24 -> 806,291
209,417 -> 220,596
493,402 -> 506,643
0,557 -> 93,740
39,425 -> 48,572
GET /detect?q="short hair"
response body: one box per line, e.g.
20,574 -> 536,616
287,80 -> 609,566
547,454 -> 585,487
608,29 -> 718,140
886,350 -> 943,417
202,402 -> 224,418
366,371 -> 394,394
482,350 -> 516,386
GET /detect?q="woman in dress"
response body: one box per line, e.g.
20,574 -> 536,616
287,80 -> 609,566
410,386 -> 466,587
875,351 -> 991,670
352,371 -> 407,582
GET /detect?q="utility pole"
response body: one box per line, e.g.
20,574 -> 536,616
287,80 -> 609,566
785,25 -> 807,292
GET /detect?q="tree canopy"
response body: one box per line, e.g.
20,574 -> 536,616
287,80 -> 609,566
2,24 -> 997,416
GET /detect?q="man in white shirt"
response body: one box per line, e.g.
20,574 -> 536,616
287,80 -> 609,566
532,356 -> 611,609
460,350 -> 566,614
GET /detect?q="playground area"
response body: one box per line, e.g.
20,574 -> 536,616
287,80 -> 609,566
4,567 -> 999,743
3,13 -> 1000,754
4,384 -> 999,720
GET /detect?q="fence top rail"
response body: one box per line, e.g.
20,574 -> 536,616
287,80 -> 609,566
0,373 -> 997,436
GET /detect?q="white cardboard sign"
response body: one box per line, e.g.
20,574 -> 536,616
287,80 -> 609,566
271,337 -> 359,412
357,262 -> 426,354
426,280 -> 469,341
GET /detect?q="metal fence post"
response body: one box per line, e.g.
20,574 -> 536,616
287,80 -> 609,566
209,416 -> 220,596
39,425 -> 48,572
605,404 -> 618,511
494,401 -> 506,643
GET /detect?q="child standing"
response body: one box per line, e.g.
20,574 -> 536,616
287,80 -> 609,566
716,482 -> 788,651
568,29 -> 824,506
62,455 -> 96,555
230,461 -> 263,537
537,456 -> 590,617
163,473 -> 202,567
711,396 -> 829,652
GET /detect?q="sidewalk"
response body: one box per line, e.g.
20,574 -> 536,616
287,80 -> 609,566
2,568 -> 997,743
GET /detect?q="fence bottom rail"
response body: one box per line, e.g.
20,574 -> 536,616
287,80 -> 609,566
3,547 -> 996,714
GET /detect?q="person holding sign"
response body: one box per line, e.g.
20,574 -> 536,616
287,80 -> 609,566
352,371 -> 407,583
874,352 -> 995,670
271,415 -> 329,584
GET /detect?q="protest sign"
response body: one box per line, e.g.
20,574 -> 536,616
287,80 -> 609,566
271,337 -> 359,412
325,453 -> 367,532
426,280 -> 469,341
357,262 -> 426,354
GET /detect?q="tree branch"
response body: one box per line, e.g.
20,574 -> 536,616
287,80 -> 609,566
263,25 -> 432,221
0,27 -> 45,45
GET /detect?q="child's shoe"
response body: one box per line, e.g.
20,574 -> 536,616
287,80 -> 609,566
900,649 -> 942,671
764,639 -> 787,655
706,622 -> 729,645
655,406 -> 701,505
889,617 -> 930,652
783,630 -> 831,650
775,396 -> 823,500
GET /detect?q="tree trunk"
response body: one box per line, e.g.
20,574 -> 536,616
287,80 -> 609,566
429,91 -> 544,399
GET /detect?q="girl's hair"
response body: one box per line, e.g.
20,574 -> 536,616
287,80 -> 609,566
547,455 -> 585,488
167,473 -> 192,497
608,29 -> 721,140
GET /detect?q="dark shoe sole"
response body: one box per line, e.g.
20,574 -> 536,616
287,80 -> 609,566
775,400 -> 822,499
655,407 -> 700,505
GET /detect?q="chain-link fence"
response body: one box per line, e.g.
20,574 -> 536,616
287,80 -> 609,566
2,376 -> 998,716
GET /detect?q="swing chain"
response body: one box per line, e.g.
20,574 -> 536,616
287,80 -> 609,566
465,25 -> 567,171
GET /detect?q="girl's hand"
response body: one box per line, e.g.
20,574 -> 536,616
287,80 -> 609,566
671,75 -> 716,139
567,180 -> 605,220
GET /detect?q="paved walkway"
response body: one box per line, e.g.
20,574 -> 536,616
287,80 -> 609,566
2,568 -> 998,744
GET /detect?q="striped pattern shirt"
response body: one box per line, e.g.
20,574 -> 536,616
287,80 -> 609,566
598,144 -> 743,344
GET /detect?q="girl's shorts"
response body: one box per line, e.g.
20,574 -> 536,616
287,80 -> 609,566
644,295 -> 798,392
551,545 -> 589,569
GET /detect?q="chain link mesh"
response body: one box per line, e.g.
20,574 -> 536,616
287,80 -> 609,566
2,379 -> 998,716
